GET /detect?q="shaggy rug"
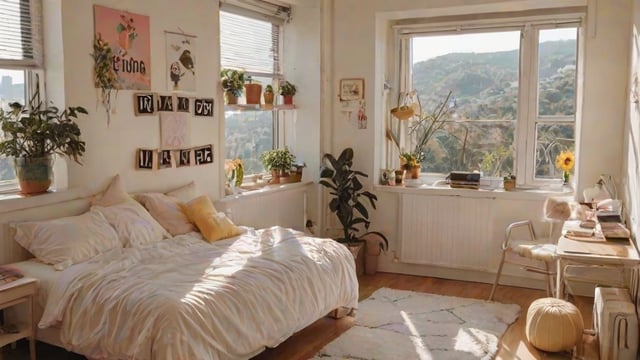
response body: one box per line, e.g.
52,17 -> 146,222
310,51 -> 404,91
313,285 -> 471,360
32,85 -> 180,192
312,288 -> 520,360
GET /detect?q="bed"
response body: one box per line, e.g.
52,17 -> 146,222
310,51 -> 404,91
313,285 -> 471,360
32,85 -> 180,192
0,180 -> 358,360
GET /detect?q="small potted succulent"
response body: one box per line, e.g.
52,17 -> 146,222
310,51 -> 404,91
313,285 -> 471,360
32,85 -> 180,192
263,84 -> 275,106
220,68 -> 246,105
503,174 -> 516,191
279,81 -> 297,105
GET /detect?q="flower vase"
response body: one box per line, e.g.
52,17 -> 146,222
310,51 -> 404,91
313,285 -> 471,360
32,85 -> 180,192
563,170 -> 570,185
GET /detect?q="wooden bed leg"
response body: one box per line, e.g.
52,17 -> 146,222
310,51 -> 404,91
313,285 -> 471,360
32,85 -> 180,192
329,307 -> 355,319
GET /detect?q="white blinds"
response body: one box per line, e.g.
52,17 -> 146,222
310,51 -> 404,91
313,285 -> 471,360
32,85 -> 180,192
0,0 -> 42,68
220,6 -> 283,76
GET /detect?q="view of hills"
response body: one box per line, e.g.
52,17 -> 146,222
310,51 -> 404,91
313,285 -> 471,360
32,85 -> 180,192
409,39 -> 576,177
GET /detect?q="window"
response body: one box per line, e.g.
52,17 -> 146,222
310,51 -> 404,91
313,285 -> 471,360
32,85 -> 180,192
397,16 -> 579,185
0,0 -> 43,192
220,1 -> 289,175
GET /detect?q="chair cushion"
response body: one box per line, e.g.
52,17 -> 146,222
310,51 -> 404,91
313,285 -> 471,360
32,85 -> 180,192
511,240 -> 557,262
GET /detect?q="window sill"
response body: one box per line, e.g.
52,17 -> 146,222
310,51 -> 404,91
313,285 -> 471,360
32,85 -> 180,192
218,180 -> 312,203
0,187 -> 90,214
224,104 -> 296,112
375,183 -> 573,200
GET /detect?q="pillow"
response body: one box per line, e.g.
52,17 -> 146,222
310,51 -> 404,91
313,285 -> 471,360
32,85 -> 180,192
166,181 -> 197,203
92,200 -> 170,248
92,174 -> 130,207
13,210 -> 120,270
182,196 -> 242,242
136,193 -> 197,236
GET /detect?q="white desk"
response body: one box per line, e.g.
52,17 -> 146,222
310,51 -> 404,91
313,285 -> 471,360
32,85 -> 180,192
556,221 -> 640,299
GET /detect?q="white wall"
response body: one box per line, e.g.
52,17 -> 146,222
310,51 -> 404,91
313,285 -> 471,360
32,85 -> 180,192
44,0 -> 221,197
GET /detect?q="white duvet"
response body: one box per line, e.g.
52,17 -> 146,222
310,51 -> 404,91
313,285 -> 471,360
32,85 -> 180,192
39,226 -> 358,360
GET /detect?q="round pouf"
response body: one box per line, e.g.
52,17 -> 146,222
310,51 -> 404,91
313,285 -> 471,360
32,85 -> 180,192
526,297 -> 584,352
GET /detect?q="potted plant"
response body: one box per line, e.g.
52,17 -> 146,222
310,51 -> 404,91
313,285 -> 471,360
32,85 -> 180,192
361,231 -> 389,275
279,81 -> 297,105
319,148 -> 380,275
503,174 -> 516,191
244,76 -> 262,105
260,147 -> 296,184
400,152 -> 421,179
263,84 -> 275,106
0,92 -> 88,194
220,68 -> 246,105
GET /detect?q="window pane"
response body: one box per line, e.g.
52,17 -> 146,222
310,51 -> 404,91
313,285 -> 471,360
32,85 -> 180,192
419,121 -> 515,176
225,110 -> 274,175
535,123 -> 575,179
0,69 -> 26,182
411,31 -> 519,174
538,28 -> 577,117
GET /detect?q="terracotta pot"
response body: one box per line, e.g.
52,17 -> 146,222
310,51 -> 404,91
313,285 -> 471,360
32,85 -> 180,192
283,95 -> 294,105
14,156 -> 54,194
409,166 -> 420,179
346,242 -> 365,276
365,254 -> 380,275
244,84 -> 262,105
264,92 -> 274,105
225,91 -> 238,105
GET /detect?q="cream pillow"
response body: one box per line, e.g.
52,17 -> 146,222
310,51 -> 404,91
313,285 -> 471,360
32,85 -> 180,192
166,181 -> 197,203
182,196 -> 243,242
136,193 -> 196,236
92,200 -> 170,248
13,211 -> 121,270
92,174 -> 130,207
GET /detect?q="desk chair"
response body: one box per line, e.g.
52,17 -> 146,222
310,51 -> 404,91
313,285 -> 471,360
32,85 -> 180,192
489,220 -> 558,300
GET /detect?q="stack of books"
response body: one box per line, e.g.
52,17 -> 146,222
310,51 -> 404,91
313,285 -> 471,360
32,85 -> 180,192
600,222 -> 631,240
0,266 -> 23,285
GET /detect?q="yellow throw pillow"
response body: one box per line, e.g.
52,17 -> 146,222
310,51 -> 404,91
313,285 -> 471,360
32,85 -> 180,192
182,196 -> 243,242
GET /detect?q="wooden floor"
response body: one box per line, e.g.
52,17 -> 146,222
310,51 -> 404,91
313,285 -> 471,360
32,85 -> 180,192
3,272 -> 596,359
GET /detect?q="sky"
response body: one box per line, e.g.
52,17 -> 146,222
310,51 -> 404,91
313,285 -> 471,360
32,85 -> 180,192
413,28 -> 577,63
0,69 -> 24,84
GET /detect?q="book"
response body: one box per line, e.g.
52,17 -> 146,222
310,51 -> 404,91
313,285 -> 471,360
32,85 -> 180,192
0,266 -> 23,285
600,222 -> 631,240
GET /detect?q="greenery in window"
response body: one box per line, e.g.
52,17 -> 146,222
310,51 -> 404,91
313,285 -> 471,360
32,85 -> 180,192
220,68 -> 246,97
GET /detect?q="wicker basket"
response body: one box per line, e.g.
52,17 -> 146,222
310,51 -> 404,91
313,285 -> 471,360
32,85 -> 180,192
390,105 -> 414,120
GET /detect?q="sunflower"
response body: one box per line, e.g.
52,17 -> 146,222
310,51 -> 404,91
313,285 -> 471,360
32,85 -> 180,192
555,150 -> 575,172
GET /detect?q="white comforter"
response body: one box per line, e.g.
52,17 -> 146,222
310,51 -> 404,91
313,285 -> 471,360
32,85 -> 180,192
39,226 -> 358,360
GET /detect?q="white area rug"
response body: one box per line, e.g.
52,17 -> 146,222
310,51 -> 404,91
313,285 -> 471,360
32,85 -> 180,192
312,288 -> 520,360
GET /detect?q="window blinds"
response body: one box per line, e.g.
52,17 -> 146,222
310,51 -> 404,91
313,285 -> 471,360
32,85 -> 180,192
220,3 -> 285,76
0,0 -> 42,68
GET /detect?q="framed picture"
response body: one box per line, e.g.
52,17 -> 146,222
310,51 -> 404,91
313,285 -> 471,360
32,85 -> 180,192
136,148 -> 155,170
340,78 -> 364,101
133,93 -> 155,115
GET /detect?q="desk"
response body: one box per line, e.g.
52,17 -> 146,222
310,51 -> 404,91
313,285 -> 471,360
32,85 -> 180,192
556,222 -> 640,299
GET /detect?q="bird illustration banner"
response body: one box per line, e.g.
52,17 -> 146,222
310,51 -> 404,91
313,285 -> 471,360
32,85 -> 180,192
165,31 -> 197,92
94,5 -> 151,90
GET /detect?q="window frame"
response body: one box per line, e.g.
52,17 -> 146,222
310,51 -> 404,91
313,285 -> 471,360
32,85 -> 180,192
395,14 -> 582,186
220,3 -> 288,177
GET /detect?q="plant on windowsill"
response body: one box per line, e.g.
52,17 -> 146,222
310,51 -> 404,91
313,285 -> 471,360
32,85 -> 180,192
503,174 -> 516,191
279,81 -> 297,105
0,90 -> 88,194
220,68 -> 246,105
400,152 -> 421,179
263,84 -> 275,106
319,147 -> 385,275
260,147 -> 296,184
244,76 -> 262,105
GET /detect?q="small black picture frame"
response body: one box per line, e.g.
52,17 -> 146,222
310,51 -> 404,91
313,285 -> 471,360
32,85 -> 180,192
134,93 -> 155,116
194,98 -> 214,117
193,144 -> 213,165
158,95 -> 175,112
176,96 -> 190,113
136,148 -> 155,170
158,149 -> 173,169
177,149 -> 192,167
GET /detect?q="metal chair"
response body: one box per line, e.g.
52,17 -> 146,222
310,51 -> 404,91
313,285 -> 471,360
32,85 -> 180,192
489,220 -> 558,300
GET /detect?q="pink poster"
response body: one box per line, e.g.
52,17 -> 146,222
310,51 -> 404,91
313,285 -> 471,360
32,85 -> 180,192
94,5 -> 151,90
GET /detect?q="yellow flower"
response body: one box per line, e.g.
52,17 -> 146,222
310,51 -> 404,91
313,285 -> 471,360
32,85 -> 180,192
555,151 -> 575,172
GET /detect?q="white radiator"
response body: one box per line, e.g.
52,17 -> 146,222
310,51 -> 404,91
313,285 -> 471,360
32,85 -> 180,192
399,193 -> 494,270
214,185 -> 309,231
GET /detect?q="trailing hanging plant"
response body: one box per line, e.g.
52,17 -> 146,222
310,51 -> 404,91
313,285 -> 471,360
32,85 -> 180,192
91,34 -> 119,125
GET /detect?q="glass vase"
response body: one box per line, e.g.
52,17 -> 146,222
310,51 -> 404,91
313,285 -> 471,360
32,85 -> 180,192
563,170 -> 570,185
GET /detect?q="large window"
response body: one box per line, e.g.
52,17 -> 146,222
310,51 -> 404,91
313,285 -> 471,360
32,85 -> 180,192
398,17 -> 579,184
220,2 -> 288,175
0,0 -> 43,192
